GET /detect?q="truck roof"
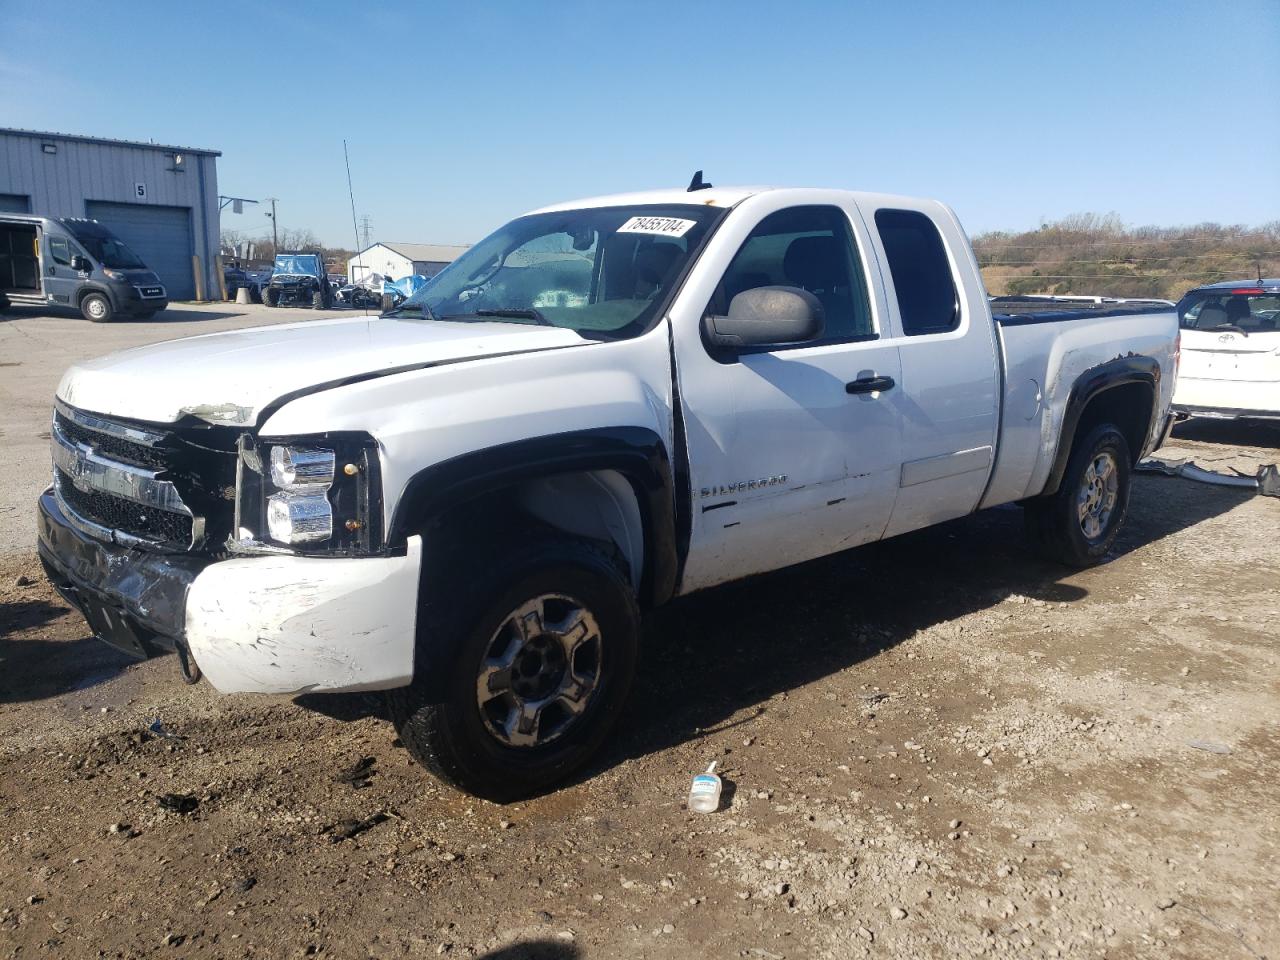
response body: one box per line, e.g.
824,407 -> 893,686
528,185 -> 942,215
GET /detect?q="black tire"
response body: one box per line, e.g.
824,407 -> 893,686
381,293 -> 395,313
311,286 -> 327,310
388,536 -> 640,801
262,287 -> 279,308
80,292 -> 114,323
1024,423 -> 1132,567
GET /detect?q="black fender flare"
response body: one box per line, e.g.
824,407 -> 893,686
388,426 -> 679,608
1040,355 -> 1161,497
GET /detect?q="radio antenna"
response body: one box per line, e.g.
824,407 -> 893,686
343,139 -> 369,316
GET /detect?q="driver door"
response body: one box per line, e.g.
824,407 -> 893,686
42,233 -> 86,308
675,199 -> 904,593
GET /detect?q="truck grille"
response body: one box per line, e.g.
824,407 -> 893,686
53,409 -> 169,469
54,467 -> 194,544
51,402 -> 201,550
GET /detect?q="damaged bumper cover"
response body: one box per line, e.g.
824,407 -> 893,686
38,489 -> 423,694
184,538 -> 420,694
37,489 -> 206,658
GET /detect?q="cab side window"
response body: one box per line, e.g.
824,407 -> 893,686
48,236 -> 73,266
873,209 -> 959,335
711,205 -> 874,343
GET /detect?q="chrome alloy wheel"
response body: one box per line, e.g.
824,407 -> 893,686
475,594 -> 603,748
1077,451 -> 1119,540
85,297 -> 107,319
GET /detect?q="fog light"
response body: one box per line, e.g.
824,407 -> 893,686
270,445 -> 335,490
267,492 -> 332,543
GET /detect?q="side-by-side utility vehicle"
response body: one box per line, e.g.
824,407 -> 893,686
1,215 -> 167,321
38,184 -> 1179,799
261,251 -> 334,309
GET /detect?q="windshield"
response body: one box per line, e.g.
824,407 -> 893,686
76,235 -> 146,269
274,254 -> 321,276
1178,290 -> 1280,334
395,204 -> 724,337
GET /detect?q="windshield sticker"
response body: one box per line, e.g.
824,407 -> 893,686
617,216 -> 697,238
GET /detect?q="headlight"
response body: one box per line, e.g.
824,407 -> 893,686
103,268 -> 127,280
270,445 -> 335,489
234,436 -> 381,554
267,492 -> 333,543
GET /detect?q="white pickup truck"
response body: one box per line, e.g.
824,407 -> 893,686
38,184 -> 1179,799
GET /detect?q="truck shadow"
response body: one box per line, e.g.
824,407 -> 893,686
593,475 -> 1253,780
0,598 -> 137,704
291,475 -> 1253,781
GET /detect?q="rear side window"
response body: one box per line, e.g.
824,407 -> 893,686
874,209 -> 959,335
1177,291 -> 1280,333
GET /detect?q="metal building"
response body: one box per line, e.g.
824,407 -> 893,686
347,241 -> 470,285
0,128 -> 220,301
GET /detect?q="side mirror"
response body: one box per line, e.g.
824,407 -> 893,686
705,286 -> 825,348
70,255 -> 91,272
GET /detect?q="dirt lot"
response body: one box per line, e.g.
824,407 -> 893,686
2,309 -> 1278,958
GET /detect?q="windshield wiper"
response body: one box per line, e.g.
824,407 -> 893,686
1208,323 -> 1249,337
384,302 -> 437,321
472,308 -> 552,326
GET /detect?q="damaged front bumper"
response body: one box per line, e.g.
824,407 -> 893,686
38,489 -> 423,694
37,489 -> 206,658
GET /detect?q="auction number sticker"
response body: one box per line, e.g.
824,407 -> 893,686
617,216 -> 697,238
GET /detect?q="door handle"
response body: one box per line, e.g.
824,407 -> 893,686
845,375 -> 896,395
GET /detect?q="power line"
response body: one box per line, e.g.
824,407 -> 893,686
981,274 -> 1260,280
975,234 -> 1276,249
980,252 -> 1280,267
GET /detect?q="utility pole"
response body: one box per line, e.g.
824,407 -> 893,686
264,197 -> 280,254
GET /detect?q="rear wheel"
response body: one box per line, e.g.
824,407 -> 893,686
80,292 -> 113,323
389,536 -> 640,801
262,287 -> 279,308
1024,423 -> 1132,567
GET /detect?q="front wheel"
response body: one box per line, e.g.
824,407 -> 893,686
262,287 -> 279,308
80,292 -> 114,322
1024,423 -> 1132,567
389,537 -> 640,801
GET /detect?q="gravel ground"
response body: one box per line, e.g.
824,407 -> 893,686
1,307 -> 1277,959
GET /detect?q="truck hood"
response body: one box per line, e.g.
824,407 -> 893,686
57,315 -> 591,426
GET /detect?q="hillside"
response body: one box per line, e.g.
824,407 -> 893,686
974,214 -> 1280,301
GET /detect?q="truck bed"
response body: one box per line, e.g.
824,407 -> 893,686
981,299 -> 1180,509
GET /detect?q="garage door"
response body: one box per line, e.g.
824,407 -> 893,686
85,201 -> 194,300
0,194 -> 31,213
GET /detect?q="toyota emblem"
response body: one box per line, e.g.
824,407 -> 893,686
1218,333 -> 1236,343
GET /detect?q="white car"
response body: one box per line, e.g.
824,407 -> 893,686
1173,280 -> 1280,420
37,184 -> 1179,799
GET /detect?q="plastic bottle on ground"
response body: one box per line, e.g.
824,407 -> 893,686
688,761 -> 722,813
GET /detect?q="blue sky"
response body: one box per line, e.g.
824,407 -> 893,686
3,0 -> 1277,247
